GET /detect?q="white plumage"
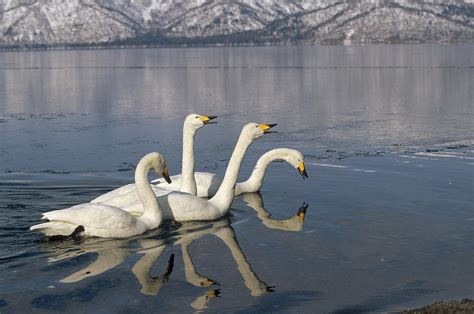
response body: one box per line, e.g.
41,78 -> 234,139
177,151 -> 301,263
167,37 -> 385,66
30,152 -> 171,238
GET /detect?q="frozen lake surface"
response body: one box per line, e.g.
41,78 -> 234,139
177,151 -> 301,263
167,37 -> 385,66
0,45 -> 473,312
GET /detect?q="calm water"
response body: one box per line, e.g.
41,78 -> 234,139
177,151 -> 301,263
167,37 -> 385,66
0,45 -> 473,312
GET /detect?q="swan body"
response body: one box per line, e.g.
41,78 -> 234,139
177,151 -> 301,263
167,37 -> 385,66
30,152 -> 171,238
123,123 -> 277,220
90,184 -> 171,210
152,148 -> 308,197
91,114 -> 216,205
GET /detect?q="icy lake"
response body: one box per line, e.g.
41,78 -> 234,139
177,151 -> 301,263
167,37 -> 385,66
0,44 -> 473,312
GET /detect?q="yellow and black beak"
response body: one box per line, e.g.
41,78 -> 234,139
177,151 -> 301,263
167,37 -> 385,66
258,123 -> 278,134
200,115 -> 218,124
297,202 -> 308,223
297,161 -> 308,179
161,168 -> 172,184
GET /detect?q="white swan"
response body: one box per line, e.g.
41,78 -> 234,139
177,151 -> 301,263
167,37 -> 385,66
91,114 -> 216,207
152,148 -> 308,197
29,152 -> 171,238
123,123 -> 278,219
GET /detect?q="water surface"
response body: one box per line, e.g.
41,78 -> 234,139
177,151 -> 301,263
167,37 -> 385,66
0,45 -> 473,312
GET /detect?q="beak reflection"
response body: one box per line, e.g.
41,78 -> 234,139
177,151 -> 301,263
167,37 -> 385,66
297,202 -> 308,223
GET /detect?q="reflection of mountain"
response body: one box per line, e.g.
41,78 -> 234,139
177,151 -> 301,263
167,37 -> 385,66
0,1 -> 472,48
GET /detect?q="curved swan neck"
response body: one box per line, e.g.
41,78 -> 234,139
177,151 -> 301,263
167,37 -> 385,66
236,149 -> 287,195
135,156 -> 162,227
209,132 -> 253,211
180,125 -> 197,195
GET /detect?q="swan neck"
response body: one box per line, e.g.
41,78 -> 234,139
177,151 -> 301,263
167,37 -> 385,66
181,126 -> 197,195
235,150 -> 279,195
209,132 -> 253,211
135,158 -> 162,227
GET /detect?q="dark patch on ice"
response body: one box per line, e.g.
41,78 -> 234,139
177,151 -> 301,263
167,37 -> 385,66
39,170 -> 70,174
39,113 -> 66,120
117,162 -> 135,172
202,162 -> 219,171
0,112 -> 89,122
306,149 -> 388,161
354,151 -> 385,157
446,144 -> 469,150
0,299 -> 7,307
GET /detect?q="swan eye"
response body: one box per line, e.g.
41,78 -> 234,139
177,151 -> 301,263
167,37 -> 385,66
195,116 -> 199,118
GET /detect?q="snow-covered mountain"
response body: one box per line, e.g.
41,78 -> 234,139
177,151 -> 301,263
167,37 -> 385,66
0,0 -> 473,48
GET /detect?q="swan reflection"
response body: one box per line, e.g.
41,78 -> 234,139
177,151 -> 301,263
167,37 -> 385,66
243,192 -> 308,232
190,289 -> 221,311
43,196 -> 308,309
182,241 -> 219,287
60,246 -> 129,283
132,244 -> 174,296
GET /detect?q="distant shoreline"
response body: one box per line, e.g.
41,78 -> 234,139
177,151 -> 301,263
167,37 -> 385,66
0,40 -> 472,53
0,42 -> 269,53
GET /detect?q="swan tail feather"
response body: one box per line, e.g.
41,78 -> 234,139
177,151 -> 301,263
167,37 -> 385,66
30,221 -> 79,236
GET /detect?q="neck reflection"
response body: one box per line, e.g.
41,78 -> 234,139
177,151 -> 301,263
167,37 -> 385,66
44,192 -> 308,310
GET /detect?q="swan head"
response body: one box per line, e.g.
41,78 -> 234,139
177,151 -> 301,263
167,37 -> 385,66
185,114 -> 217,131
243,123 -> 278,140
284,149 -> 308,178
147,152 -> 172,184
